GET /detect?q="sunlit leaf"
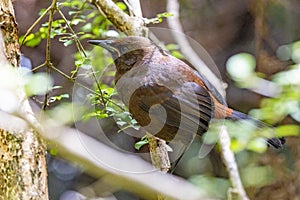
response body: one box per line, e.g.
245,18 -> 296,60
38,8 -> 47,16
71,18 -> 85,25
25,73 -> 53,96
226,53 -> 256,81
276,45 -> 291,61
241,166 -> 275,187
63,40 -> 74,47
190,175 -> 230,198
116,2 -> 127,10
247,138 -> 267,153
21,33 -> 42,47
275,125 -> 300,137
134,139 -> 148,150
291,41 -> 300,63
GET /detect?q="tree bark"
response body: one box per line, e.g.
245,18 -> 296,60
0,0 -> 49,199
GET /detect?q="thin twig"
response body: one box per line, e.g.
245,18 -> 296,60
166,0 -> 226,97
57,8 -> 88,79
57,9 -> 87,58
67,0 -> 88,21
58,7 -> 111,105
43,62 -> 125,111
219,126 -> 249,200
20,5 -> 52,46
42,0 -> 57,111
88,0 -> 147,36
31,62 -> 47,72
166,1 -> 249,199
124,0 -> 142,18
58,8 -> 107,104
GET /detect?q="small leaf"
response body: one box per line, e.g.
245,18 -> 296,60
134,139 -> 148,150
23,33 -> 42,47
97,113 -> 109,119
226,53 -> 256,81
171,50 -> 184,59
25,73 -> 53,96
49,148 -> 58,156
52,85 -> 63,90
275,125 -> 300,137
106,106 -> 117,113
68,11 -> 80,16
38,8 -> 47,16
71,18 -> 85,25
116,120 -> 127,126
63,40 -> 74,47
116,2 -> 127,10
247,138 -> 267,153
241,166 -> 275,187
157,12 -> 174,18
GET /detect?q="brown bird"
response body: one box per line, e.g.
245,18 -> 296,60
88,36 -> 285,149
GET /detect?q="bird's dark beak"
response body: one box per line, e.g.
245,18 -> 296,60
88,40 -> 119,57
88,40 -> 111,47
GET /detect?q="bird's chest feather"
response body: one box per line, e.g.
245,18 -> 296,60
113,48 -> 213,142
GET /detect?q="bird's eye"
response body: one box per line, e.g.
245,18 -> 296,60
120,46 -> 129,54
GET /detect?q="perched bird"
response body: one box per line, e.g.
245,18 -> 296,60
88,36 -> 285,149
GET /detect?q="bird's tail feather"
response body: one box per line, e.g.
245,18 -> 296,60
227,110 -> 285,149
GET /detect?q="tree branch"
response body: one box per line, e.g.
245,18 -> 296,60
219,126 -> 249,200
0,0 -> 48,199
166,1 -> 249,199
89,0 -> 147,36
0,110 -> 213,200
166,0 -> 226,97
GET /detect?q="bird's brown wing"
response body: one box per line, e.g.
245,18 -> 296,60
128,82 -> 214,143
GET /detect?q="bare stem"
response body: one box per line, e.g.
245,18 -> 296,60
42,0 -> 57,111
166,0 -> 226,97
20,5 -> 52,46
88,0 -> 147,36
219,126 -> 249,200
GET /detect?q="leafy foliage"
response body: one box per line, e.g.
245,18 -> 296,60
226,42 -> 300,152
18,0 -> 300,198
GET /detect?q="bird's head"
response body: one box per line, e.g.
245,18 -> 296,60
88,36 -> 157,80
88,36 -> 154,60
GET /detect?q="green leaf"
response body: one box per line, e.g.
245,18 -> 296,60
105,106 -> 117,113
25,73 -> 53,96
68,11 -> 80,16
157,12 -> 174,18
190,175 -> 230,198
52,85 -> 63,90
81,23 -> 92,33
226,53 -> 256,81
275,125 -> 300,137
291,41 -> 300,63
117,121 -> 127,126
49,148 -> 58,156
49,93 -> 69,103
22,33 -> 42,47
71,18 -> 85,25
134,138 -> 148,150
97,113 -> 109,119
38,8 -> 47,16
116,2 -> 127,10
171,50 -> 184,59
241,166 -> 275,187
63,40 -> 74,47
246,138 -> 267,153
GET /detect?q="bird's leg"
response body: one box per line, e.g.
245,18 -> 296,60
146,132 -> 171,173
